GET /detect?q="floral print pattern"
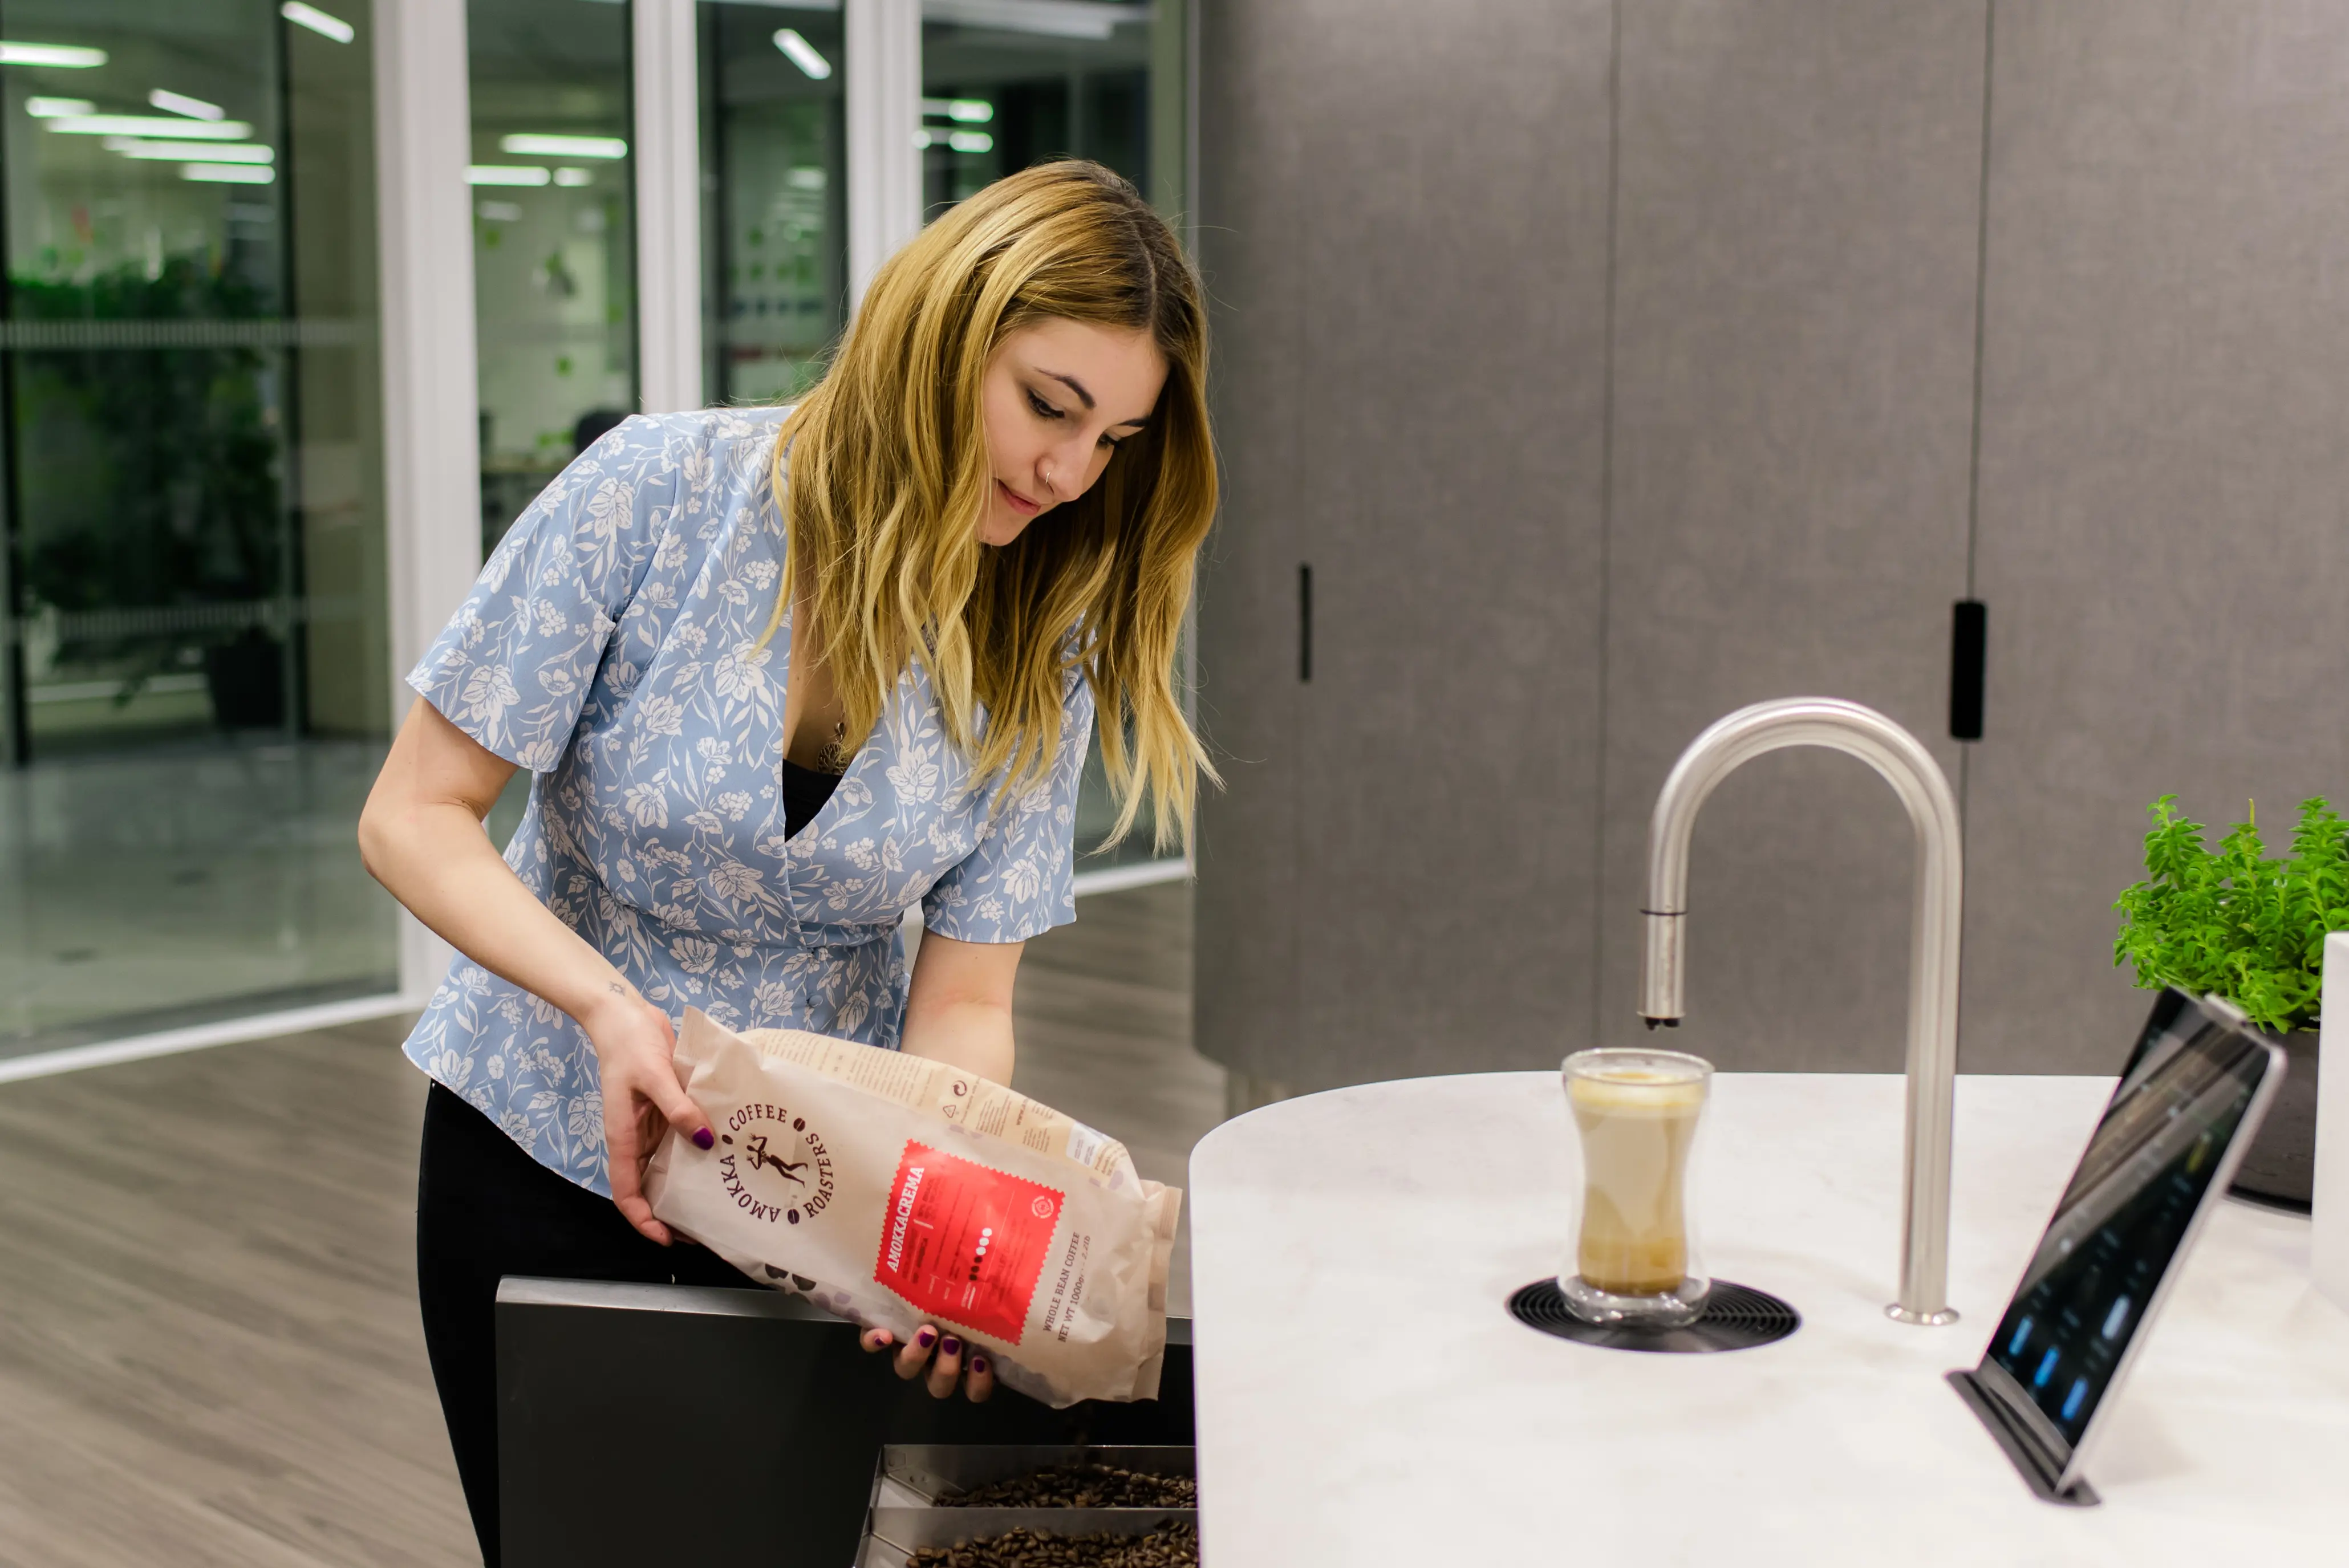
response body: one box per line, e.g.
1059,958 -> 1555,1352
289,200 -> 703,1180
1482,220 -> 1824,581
401,408 -> 1092,1196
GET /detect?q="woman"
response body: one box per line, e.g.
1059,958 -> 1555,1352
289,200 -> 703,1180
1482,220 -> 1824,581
359,160 -> 1214,1561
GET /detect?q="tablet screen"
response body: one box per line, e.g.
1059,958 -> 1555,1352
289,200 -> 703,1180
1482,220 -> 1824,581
1983,1004 -> 2271,1453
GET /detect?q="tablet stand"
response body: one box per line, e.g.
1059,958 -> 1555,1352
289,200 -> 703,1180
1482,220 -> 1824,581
1945,1368 -> 2100,1507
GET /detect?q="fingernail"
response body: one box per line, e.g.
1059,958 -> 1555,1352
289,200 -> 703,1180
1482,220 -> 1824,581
969,1354 -> 988,1375
940,1336 -> 962,1357
691,1128 -> 714,1150
915,1328 -> 936,1348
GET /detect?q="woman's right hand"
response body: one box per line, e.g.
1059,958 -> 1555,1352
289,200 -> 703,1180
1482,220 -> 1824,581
584,986 -> 715,1245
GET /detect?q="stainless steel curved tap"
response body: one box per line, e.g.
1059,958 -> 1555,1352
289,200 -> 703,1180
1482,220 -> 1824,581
1639,697 -> 1963,1326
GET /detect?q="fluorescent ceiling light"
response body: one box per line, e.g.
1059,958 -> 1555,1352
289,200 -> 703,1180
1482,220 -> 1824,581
499,133 -> 625,159
0,42 -> 109,68
947,130 -> 993,153
786,165 -> 826,190
149,88 -> 225,121
281,3 -> 356,43
476,200 -> 523,222
26,96 -> 94,118
183,163 -> 274,185
468,164 -> 550,186
46,115 -> 255,139
921,97 -> 993,124
107,139 -> 274,163
553,166 -> 593,187
772,29 -> 831,79
918,0 -> 1145,43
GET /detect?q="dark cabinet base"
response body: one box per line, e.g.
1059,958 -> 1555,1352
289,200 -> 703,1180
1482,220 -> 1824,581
494,1278 -> 1194,1568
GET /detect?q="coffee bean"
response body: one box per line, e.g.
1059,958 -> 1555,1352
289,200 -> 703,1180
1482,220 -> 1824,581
944,1463 -> 1196,1510
902,1522 -> 1200,1568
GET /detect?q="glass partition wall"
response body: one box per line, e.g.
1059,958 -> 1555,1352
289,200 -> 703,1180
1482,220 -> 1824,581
699,0 -> 848,407
465,0 -> 639,848
919,0 -> 1174,214
920,0 -> 1187,870
468,0 -> 639,562
0,0 -> 1192,1063
0,1 -> 396,1057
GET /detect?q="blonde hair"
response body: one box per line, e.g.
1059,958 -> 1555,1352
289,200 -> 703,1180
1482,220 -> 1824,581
765,160 -> 1217,851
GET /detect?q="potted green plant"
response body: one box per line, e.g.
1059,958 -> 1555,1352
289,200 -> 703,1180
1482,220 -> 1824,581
2113,794 -> 2349,1210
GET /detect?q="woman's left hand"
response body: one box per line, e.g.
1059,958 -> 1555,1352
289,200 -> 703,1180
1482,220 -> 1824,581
860,1324 -> 996,1402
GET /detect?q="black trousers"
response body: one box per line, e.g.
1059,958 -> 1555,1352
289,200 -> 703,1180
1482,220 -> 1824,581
415,1082 -> 756,1565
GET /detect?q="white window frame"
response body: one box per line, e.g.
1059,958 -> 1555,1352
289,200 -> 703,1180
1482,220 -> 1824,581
377,0 -> 485,1005
847,0 -> 926,307
634,0 -> 706,413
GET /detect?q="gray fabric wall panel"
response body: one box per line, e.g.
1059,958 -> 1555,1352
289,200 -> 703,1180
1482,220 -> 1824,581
1194,0 -> 1614,1092
1291,0 -> 1613,1089
1191,0 -> 1313,1080
1959,3 -> 2349,1073
1193,0 -> 2348,1091
1594,1 -> 1985,1073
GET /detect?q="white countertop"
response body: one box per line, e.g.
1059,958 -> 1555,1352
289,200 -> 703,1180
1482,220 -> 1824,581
1187,1072 -> 2349,1565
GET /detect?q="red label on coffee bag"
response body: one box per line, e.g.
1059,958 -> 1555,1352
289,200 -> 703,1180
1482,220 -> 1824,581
874,1140 -> 1061,1343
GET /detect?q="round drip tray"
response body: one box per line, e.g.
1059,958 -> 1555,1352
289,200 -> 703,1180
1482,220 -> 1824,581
1508,1278 -> 1799,1354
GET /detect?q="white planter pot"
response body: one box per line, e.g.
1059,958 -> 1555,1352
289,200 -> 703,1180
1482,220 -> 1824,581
2313,932 -> 2349,1310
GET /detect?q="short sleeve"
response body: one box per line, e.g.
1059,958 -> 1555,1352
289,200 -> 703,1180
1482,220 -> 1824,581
407,416 -> 678,772
921,676 -> 1097,944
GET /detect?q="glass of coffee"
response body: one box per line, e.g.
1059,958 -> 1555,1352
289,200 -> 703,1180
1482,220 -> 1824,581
1559,1047 -> 1713,1327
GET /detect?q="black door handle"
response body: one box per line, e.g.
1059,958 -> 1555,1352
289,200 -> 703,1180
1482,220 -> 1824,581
1950,599 -> 1986,741
1298,563 -> 1312,684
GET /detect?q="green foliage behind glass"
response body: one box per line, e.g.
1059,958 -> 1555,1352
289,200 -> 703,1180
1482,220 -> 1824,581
11,255 -> 282,660
2113,795 -> 2349,1033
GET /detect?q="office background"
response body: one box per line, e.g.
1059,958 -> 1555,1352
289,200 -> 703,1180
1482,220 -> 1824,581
1195,0 -> 2349,1089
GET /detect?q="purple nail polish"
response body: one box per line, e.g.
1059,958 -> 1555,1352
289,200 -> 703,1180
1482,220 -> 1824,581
969,1355 -> 989,1375
916,1328 -> 936,1348
940,1336 -> 962,1357
692,1127 -> 714,1150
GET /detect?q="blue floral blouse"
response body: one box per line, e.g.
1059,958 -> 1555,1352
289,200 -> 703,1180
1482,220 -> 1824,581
401,407 -> 1093,1196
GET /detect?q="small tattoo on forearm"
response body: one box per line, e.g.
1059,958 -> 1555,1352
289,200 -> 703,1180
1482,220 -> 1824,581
608,982 -> 627,997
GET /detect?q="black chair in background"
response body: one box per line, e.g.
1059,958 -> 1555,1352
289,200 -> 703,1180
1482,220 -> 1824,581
571,408 -> 630,456
496,1278 -> 1195,1567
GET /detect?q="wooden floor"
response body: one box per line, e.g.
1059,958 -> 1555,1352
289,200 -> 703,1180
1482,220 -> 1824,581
0,882 -> 1212,1568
